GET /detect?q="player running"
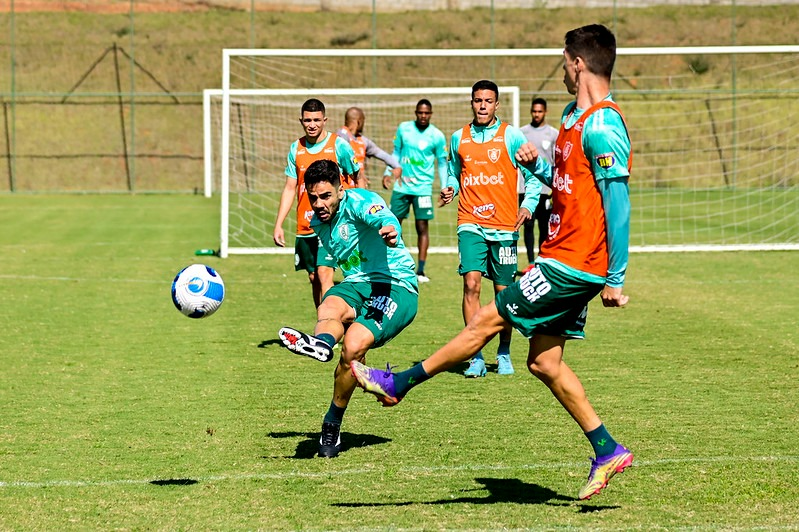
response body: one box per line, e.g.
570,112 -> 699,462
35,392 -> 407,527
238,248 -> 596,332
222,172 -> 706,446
351,24 -> 634,501
273,99 -> 361,308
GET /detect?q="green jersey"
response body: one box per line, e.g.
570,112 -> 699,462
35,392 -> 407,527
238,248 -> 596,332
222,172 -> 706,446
311,189 -> 419,294
387,120 -> 448,196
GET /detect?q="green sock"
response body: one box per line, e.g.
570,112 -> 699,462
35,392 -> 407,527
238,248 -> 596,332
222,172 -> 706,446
317,333 -> 336,348
497,338 -> 511,356
323,401 -> 346,426
393,363 -> 431,397
585,424 -> 619,457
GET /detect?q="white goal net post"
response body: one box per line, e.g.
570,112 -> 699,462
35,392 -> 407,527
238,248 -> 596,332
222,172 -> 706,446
217,46 -> 799,257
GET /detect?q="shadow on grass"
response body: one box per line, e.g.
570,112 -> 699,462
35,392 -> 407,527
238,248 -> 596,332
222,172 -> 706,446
333,477 -> 619,511
257,339 -> 283,348
150,478 -> 199,486
267,431 -> 391,459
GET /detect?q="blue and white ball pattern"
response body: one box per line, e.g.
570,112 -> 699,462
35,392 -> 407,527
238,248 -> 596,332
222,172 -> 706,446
171,264 -> 225,318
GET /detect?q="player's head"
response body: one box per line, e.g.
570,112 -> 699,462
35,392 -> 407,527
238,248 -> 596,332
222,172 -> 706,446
530,97 -> 548,127
470,80 -> 500,127
415,99 -> 433,129
299,98 -> 328,141
563,24 -> 617,94
304,159 -> 344,222
345,107 -> 365,133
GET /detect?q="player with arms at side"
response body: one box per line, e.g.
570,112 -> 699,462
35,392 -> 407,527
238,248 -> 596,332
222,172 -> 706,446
440,80 -> 541,377
278,159 -> 419,458
382,99 -> 448,283
519,97 -> 559,267
273,98 -> 361,308
336,106 -> 402,188
352,24 -> 634,501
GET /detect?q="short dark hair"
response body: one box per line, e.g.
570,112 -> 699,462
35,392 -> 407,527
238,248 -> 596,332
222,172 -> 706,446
531,97 -> 547,110
564,24 -> 617,79
416,98 -> 432,110
301,98 -> 326,115
471,79 -> 499,100
304,159 -> 340,189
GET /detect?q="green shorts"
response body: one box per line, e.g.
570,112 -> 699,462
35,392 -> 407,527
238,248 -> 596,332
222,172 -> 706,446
495,262 -> 604,339
457,230 -> 517,286
294,235 -> 336,273
322,281 -> 418,348
390,192 -> 434,221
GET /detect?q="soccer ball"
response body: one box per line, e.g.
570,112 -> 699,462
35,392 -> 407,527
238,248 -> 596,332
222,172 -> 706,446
171,264 -> 225,318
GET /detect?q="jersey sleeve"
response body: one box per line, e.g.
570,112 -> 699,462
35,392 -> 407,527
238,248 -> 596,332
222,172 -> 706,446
334,136 -> 362,175
284,140 -> 299,179
597,176 -> 630,287
434,129 -> 448,185
507,126 -> 542,213
583,107 -> 631,181
445,129 -> 463,194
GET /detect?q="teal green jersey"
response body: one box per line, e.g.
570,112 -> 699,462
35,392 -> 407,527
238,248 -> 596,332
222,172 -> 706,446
284,132 -> 361,178
388,120 -> 448,196
310,189 -> 419,294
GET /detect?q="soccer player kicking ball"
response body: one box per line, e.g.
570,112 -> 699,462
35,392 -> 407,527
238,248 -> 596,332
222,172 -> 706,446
351,23 -> 634,500
278,158 -> 419,459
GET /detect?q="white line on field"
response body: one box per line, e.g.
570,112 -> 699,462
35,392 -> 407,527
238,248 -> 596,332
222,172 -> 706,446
1,454 -> 797,489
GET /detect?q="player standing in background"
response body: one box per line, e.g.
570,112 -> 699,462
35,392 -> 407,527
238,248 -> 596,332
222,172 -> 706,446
519,97 -> 559,266
382,99 -> 448,283
336,106 -> 402,188
273,98 -> 361,308
352,23 -> 633,501
440,80 -> 541,377
278,159 -> 419,458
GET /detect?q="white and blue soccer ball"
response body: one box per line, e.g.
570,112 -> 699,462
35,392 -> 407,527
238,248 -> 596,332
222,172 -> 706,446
171,264 -> 225,318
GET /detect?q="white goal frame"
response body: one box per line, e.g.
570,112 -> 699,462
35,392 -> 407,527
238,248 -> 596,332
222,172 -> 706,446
219,46 -> 799,257
215,83 -> 520,257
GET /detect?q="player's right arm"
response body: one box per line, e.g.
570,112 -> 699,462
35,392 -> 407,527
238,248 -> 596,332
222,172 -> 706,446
274,177 -> 297,247
274,144 -> 299,247
440,130 -> 462,205
383,124 -> 403,190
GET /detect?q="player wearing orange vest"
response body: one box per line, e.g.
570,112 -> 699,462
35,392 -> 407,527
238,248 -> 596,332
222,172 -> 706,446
336,106 -> 401,188
440,80 -> 541,378
351,24 -> 634,502
274,98 -> 361,309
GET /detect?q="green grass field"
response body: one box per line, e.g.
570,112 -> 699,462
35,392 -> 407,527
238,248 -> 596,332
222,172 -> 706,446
1,194 -> 798,529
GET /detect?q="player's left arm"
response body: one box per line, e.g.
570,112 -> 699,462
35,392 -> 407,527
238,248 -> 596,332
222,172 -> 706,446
508,128 -> 543,226
586,108 -> 632,307
434,130 -> 449,190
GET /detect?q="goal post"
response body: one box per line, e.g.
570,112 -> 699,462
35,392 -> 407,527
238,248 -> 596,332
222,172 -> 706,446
218,46 -> 799,257
213,85 -> 520,257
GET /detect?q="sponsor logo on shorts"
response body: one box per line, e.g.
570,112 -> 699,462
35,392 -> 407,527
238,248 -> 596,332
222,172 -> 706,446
369,295 -> 397,320
519,266 -> 552,303
595,153 -> 616,169
368,204 -> 384,214
498,246 -> 517,265
505,303 -> 519,315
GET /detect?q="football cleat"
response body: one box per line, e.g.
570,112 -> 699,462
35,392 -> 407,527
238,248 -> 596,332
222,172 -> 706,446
351,360 -> 403,406
278,327 -> 334,362
496,354 -> 515,375
578,444 -> 634,500
463,357 -> 487,378
318,422 -> 342,458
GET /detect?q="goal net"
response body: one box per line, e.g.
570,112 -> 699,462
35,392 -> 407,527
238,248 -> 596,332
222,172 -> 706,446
216,47 -> 799,257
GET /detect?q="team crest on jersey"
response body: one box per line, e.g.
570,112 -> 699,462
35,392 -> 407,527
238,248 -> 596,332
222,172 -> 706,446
562,141 -> 573,161
575,122 -> 584,132
487,148 -> 501,163
339,225 -> 350,241
595,153 -> 616,169
368,204 -> 384,215
418,140 -> 428,150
